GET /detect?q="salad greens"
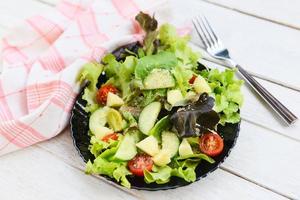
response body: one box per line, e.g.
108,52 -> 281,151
77,12 -> 243,188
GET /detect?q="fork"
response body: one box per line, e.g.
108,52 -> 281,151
192,16 -> 297,125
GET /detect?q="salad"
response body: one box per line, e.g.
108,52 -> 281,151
77,12 -> 243,188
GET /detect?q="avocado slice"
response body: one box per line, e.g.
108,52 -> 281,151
136,135 -> 159,156
152,149 -> 171,166
143,69 -> 175,90
193,75 -> 211,94
178,138 -> 194,157
106,92 -> 124,107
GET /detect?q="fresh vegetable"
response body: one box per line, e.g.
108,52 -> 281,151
136,135 -> 160,156
143,69 -> 175,89
199,133 -> 224,157
167,89 -> 184,106
178,138 -> 193,157
201,68 -> 243,124
107,92 -> 124,107
148,116 -> 170,141
102,133 -> 119,142
96,84 -> 118,105
138,101 -> 161,135
152,149 -> 171,166
193,75 -> 211,94
170,93 -> 220,138
161,131 -> 179,158
114,133 -> 137,160
78,12 -> 243,188
128,154 -> 154,176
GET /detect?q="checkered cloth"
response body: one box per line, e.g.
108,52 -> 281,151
0,0 -> 180,156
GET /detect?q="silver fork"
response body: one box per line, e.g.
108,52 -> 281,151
192,16 -> 297,125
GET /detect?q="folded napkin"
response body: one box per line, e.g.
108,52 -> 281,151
0,0 -> 180,156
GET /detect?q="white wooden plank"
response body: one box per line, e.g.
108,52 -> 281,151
140,170 -> 288,200
37,130 -> 288,200
203,0 -> 300,30
168,0 -> 300,88
0,146 -> 138,200
222,120 -> 300,199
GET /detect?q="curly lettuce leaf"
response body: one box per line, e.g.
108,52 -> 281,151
158,24 -> 200,69
102,54 -> 137,98
135,12 -> 158,55
201,68 -> 244,125
112,164 -> 132,188
171,66 -> 193,96
144,165 -> 172,184
77,62 -> 103,112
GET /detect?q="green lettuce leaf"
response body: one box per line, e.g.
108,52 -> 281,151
158,24 -> 200,69
171,167 -> 196,182
77,62 -> 103,112
144,165 -> 172,184
113,164 -> 132,188
201,68 -> 244,124
171,66 -> 193,96
102,54 -> 137,98
140,89 -> 167,107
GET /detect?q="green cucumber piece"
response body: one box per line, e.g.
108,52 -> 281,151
161,131 -> 180,158
114,134 -> 137,160
89,107 -> 109,135
138,101 -> 161,135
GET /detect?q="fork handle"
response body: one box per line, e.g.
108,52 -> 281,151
236,65 -> 297,125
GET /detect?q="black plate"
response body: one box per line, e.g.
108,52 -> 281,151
70,43 -> 240,190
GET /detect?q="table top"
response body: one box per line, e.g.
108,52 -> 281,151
0,0 -> 300,199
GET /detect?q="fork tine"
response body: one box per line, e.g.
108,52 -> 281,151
192,18 -> 211,48
196,16 -> 215,48
199,16 -> 217,48
202,16 -> 219,44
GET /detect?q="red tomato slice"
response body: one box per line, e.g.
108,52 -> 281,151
96,84 -> 118,105
101,133 -> 119,142
199,132 -> 224,157
128,154 -> 153,177
189,75 -> 197,84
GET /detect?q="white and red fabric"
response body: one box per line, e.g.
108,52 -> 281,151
0,0 -> 191,156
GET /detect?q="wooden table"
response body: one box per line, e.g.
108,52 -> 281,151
1,0 -> 300,199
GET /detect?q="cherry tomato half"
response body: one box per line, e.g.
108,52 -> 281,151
128,154 -> 153,177
96,84 -> 118,105
189,75 -> 197,84
199,132 -> 224,157
101,133 -> 119,142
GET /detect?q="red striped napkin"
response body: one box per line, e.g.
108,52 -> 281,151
0,0 -> 172,155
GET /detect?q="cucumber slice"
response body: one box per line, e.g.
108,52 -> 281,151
114,133 -> 137,160
193,75 -> 211,94
143,69 -> 175,90
89,107 -> 109,135
136,135 -> 159,156
178,138 -> 194,157
161,131 -> 179,158
138,102 -> 161,135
